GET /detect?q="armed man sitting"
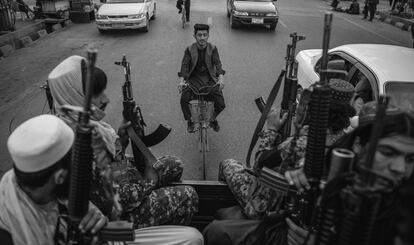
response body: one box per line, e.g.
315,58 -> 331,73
0,115 -> 107,245
0,115 -> 204,245
46,55 -> 199,229
178,23 -> 226,133
277,101 -> 414,245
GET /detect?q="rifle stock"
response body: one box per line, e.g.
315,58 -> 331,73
115,55 -> 171,173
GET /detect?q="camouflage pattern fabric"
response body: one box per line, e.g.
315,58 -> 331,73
220,128 -> 346,219
219,159 -> 281,219
92,155 -> 198,228
122,185 -> 199,229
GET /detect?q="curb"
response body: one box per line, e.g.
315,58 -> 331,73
0,19 -> 70,59
376,11 -> 414,31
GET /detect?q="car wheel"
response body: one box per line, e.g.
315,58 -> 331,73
98,28 -> 107,34
142,15 -> 149,32
230,15 -> 238,29
151,4 -> 156,20
269,22 -> 277,31
227,9 -> 230,18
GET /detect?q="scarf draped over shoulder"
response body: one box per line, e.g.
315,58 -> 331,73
0,170 -> 56,245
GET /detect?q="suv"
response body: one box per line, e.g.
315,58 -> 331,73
227,0 -> 279,31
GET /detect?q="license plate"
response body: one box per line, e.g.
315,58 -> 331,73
251,18 -> 263,24
112,23 -> 124,28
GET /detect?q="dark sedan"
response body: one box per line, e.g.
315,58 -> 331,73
227,0 -> 279,31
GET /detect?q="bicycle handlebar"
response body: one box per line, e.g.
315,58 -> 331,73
185,83 -> 220,96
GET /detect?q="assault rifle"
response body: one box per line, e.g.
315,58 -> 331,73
66,49 -> 97,244
285,13 -> 333,229
115,55 -> 171,173
251,33 -> 305,170
280,32 -> 306,139
256,13 -> 334,230
254,32 -> 305,133
67,50 -> 134,244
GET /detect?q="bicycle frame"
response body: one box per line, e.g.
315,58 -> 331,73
187,84 -> 219,180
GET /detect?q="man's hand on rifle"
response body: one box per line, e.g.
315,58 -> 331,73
118,120 -> 132,150
178,77 -> 187,93
78,207 -> 108,244
266,108 -> 288,132
284,162 -> 310,192
218,74 -> 225,90
286,217 -> 314,245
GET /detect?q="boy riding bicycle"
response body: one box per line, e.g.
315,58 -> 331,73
176,0 -> 190,22
178,24 -> 226,133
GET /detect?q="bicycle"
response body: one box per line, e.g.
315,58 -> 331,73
185,83 -> 219,180
181,0 -> 187,28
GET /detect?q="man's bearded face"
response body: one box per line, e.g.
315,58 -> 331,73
359,134 -> 414,191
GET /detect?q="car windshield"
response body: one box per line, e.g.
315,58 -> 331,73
235,0 -> 273,2
385,82 -> 414,111
106,0 -> 144,3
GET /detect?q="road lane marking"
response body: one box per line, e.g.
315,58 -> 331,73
279,20 -> 287,28
336,15 -> 402,45
208,16 -> 213,25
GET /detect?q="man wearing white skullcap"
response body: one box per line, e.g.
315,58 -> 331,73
0,115 -> 107,245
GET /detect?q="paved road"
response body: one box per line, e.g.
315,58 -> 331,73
0,0 -> 412,179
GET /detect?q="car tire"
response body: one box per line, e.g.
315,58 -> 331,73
98,29 -> 107,34
142,15 -> 149,32
230,15 -> 238,29
151,4 -> 156,20
227,9 -> 230,18
269,22 -> 277,31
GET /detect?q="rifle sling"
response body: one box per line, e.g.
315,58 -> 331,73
246,70 -> 285,168
126,127 -> 157,165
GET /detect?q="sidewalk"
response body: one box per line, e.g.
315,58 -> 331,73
328,0 -> 414,31
0,17 -> 72,59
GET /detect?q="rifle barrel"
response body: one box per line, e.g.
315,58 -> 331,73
319,12 -> 333,84
83,49 -> 98,121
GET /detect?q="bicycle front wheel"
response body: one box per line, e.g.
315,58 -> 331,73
201,126 -> 208,180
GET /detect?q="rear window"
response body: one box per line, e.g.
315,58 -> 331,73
385,82 -> 414,111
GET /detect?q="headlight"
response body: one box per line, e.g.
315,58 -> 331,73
233,10 -> 248,16
266,12 -> 277,17
96,14 -> 108,19
128,13 -> 145,19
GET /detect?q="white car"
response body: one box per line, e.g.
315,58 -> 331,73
296,44 -> 414,110
96,0 -> 156,33
227,0 -> 279,31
